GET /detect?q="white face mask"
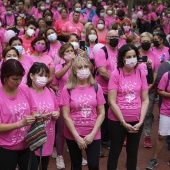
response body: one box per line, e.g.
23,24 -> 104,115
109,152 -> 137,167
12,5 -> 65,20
47,33 -> 57,42
107,10 -> 113,15
34,76 -> 48,88
6,57 -> 18,61
125,58 -> 137,68
75,7 -> 81,12
40,6 -> 45,11
77,69 -> 90,80
87,4 -> 92,9
123,26 -> 131,32
97,24 -> 104,30
0,22 -> 2,27
14,45 -> 23,55
88,34 -> 97,42
71,42 -> 79,50
100,12 -> 105,17
27,28 -> 35,36
64,54 -> 74,62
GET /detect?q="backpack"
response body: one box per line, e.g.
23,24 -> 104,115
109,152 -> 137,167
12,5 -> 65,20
67,82 -> 98,96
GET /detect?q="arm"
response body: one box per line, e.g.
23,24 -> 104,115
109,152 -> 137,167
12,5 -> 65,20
84,105 -> 105,144
62,105 -> 87,149
47,67 -> 55,85
56,63 -> 71,79
157,89 -> 170,98
0,111 -> 36,133
133,90 -> 149,130
148,71 -> 157,90
61,30 -> 69,38
97,66 -> 110,81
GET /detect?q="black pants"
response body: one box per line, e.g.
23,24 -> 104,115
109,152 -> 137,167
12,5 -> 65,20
66,139 -> 100,170
36,156 -> 50,170
0,147 -> 38,170
107,120 -> 143,170
101,94 -> 109,141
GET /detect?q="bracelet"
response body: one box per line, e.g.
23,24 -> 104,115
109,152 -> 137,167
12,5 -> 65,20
16,121 -> 20,129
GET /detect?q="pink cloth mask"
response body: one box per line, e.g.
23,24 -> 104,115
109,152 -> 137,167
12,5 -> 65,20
64,54 -> 74,62
34,44 -> 45,52
125,58 -> 137,68
77,69 -> 90,80
123,26 -> 131,32
34,76 -> 48,88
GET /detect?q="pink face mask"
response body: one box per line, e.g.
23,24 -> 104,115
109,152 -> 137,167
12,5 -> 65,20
167,14 -> 170,18
123,25 -> 130,32
34,44 -> 45,52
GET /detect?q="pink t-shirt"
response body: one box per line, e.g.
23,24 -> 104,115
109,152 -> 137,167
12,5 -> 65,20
69,12 -> 88,23
34,12 -> 43,20
19,35 -> 35,55
0,84 -> 37,150
118,38 -> 126,49
158,72 -> 170,116
60,84 -> 105,140
105,16 -> 115,28
156,4 -> 164,14
1,13 -> 15,27
54,18 -> 70,35
30,54 -> 54,69
148,4 -> 153,11
141,14 -> 151,24
62,20 -> 84,37
92,16 -> 109,29
152,46 -> 170,68
30,87 -> 59,156
29,6 -> 37,15
47,41 -> 62,61
108,68 -> 148,122
97,29 -> 107,45
95,46 -> 118,94
151,12 -> 157,20
20,54 -> 34,84
0,27 -> 5,55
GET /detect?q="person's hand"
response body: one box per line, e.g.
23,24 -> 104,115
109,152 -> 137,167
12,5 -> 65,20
51,111 -> 60,120
75,135 -> 87,150
132,122 -> 143,132
146,59 -> 152,68
42,112 -> 52,120
120,35 -> 126,39
122,122 -> 136,133
21,115 -> 36,126
84,133 -> 95,145
76,48 -> 86,58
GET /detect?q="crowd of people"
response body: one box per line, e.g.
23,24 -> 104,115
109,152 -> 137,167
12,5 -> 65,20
0,0 -> 170,170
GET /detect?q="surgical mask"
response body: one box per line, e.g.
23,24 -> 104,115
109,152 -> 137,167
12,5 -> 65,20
64,54 -> 74,62
71,42 -> 79,50
123,25 -> 131,32
167,14 -> 170,18
77,69 -> 90,80
27,28 -> 35,36
88,34 -> 97,42
141,42 -> 151,51
100,12 -> 105,17
47,33 -> 57,42
75,8 -> 81,12
135,44 -> 139,48
34,44 -> 45,52
107,10 -> 113,15
46,20 -> 52,26
109,38 -> 118,47
97,24 -> 104,30
7,11 -> 12,15
40,6 -> 45,11
125,58 -> 137,68
87,4 -> 92,9
14,45 -> 23,55
153,40 -> 160,47
0,22 -> 2,27
58,7 -> 62,11
6,57 -> 18,61
34,76 -> 48,88
46,0 -> 50,4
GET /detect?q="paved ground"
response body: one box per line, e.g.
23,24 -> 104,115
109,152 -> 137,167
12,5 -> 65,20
48,104 -> 170,170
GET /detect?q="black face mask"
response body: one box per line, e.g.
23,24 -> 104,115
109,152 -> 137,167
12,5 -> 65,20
153,40 -> 160,47
141,42 -> 151,51
109,38 -> 118,47
46,21 -> 52,26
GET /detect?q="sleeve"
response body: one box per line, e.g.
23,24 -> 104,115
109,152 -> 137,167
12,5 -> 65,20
95,48 -> 107,68
96,84 -> 106,106
158,72 -> 168,91
108,69 -> 119,90
60,86 -> 70,107
140,70 -> 148,90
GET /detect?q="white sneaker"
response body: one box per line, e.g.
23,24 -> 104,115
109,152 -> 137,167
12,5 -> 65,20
56,155 -> 65,169
52,147 -> 57,158
82,157 -> 87,166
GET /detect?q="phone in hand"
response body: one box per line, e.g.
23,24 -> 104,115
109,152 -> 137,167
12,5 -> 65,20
139,56 -> 148,62
79,40 -> 85,51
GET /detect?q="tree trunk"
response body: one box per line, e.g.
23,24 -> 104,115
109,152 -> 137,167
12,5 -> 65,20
127,0 -> 134,19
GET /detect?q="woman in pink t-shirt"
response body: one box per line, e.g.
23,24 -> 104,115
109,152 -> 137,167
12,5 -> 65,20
30,36 -> 55,85
0,59 -> 38,169
45,28 -> 63,65
60,56 -> 105,170
107,44 -> 149,170
105,6 -> 115,29
27,62 -> 59,170
96,19 -> 107,45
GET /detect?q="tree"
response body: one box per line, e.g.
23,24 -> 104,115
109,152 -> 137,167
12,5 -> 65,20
127,0 -> 134,19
